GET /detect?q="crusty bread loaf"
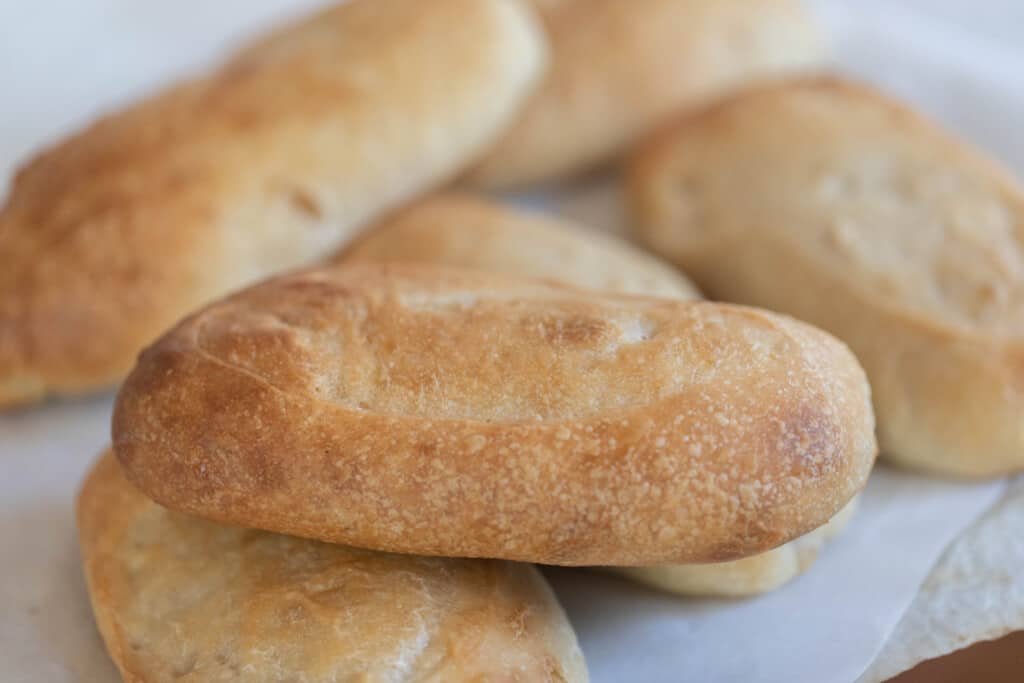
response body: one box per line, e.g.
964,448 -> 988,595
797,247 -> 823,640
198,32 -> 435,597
337,193 -> 701,298
0,0 -> 546,408
629,78 -> 1024,478
78,450 -> 586,682
466,0 -> 824,189
113,262 -> 875,565
339,195 -> 853,591
612,495 -> 858,597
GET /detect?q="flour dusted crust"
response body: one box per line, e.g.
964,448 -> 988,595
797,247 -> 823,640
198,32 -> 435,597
337,193 -> 701,298
629,78 -> 1024,477
340,196 -> 854,590
78,451 -> 587,682
467,0 -> 824,188
113,263 -> 875,565
0,0 -> 546,407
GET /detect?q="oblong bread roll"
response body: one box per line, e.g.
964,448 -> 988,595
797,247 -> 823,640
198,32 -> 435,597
0,0 -> 546,408
612,495 -> 858,597
113,263 -> 876,565
78,451 -> 586,682
466,0 -> 824,189
337,193 -> 701,298
339,195 -> 855,593
629,77 -> 1024,478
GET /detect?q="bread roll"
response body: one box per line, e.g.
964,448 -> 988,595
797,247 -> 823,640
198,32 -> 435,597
337,193 -> 701,298
78,451 -> 586,682
340,195 -> 854,592
0,0 -> 546,408
629,78 -> 1024,477
467,0 -> 823,189
113,262 -> 875,565
612,495 -> 858,597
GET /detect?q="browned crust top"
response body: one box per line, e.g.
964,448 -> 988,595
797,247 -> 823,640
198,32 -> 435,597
114,263 -> 876,565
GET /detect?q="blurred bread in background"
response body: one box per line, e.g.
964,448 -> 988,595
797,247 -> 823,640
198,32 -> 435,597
78,450 -> 587,682
337,193 -> 701,298
0,0 -> 546,408
629,77 -> 1024,478
467,0 -> 825,189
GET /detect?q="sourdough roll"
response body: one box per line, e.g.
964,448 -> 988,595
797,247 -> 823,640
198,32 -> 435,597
113,263 -> 876,565
629,78 -> 1024,477
341,195 -> 856,594
467,0 -> 824,188
78,451 -> 586,682
337,193 -> 701,298
0,0 -> 546,407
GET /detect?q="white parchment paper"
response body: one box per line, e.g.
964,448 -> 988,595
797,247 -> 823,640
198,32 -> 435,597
859,475 -> 1024,683
0,2 -> 1020,681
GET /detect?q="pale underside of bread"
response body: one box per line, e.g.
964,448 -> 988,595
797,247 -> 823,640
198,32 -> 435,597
113,263 -> 876,566
337,193 -> 853,591
78,450 -> 587,683
0,0 -> 546,408
611,494 -> 859,597
628,77 -> 1024,477
466,0 -> 825,189
336,193 -> 701,299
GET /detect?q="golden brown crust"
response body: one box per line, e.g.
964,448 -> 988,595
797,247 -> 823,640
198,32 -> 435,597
113,262 -> 876,565
337,193 -> 853,593
466,0 -> 824,189
0,0 -> 546,407
629,77 -> 1024,477
336,193 -> 701,298
78,450 -> 587,682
